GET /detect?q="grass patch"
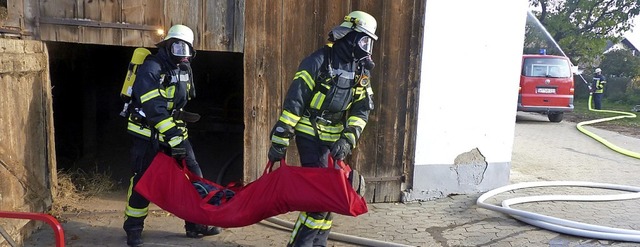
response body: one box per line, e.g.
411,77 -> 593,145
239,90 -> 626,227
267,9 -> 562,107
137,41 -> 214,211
569,98 -> 640,128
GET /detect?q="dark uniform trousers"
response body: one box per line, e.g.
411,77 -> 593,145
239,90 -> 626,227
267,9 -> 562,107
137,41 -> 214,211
123,137 -> 202,232
287,135 -> 334,247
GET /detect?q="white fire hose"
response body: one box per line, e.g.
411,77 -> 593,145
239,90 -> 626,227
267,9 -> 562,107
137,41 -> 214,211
477,181 -> 640,242
263,217 -> 415,247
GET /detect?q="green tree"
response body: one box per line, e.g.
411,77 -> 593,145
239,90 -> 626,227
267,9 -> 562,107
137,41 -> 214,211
528,0 -> 640,64
600,49 -> 640,78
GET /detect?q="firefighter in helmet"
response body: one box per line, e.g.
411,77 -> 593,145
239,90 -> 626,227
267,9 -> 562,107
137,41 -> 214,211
591,67 -> 607,110
122,24 -> 221,247
267,11 -> 377,247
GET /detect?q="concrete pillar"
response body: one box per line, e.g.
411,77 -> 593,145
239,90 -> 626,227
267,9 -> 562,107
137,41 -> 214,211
409,0 -> 528,201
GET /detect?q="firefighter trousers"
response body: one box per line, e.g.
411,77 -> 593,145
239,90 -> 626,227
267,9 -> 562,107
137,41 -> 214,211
123,137 -> 202,232
287,136 -> 334,247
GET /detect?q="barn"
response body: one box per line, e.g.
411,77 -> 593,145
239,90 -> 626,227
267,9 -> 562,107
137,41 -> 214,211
0,0 -> 531,244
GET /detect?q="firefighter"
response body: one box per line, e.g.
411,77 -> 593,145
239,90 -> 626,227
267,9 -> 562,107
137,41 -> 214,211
591,68 -> 607,110
267,11 -> 377,247
122,24 -> 221,247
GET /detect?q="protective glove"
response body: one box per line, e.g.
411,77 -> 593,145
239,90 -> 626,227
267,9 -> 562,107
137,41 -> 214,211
171,142 -> 187,161
268,144 -> 287,162
330,138 -> 352,160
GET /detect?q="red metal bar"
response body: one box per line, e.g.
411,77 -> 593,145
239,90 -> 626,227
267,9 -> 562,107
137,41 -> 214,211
0,211 -> 65,247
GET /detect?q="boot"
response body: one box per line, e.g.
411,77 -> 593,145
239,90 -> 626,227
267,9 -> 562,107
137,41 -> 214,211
185,222 -> 223,238
348,169 -> 366,197
126,229 -> 143,247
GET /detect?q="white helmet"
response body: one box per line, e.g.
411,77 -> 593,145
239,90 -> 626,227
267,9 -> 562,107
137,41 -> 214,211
164,24 -> 194,47
340,11 -> 378,40
595,68 -> 602,73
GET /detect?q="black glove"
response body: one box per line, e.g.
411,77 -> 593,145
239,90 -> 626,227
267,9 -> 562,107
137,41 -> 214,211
171,142 -> 187,161
330,138 -> 351,160
268,144 -> 287,162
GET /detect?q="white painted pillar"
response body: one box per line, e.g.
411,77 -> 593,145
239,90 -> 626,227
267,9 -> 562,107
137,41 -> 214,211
409,0 -> 529,201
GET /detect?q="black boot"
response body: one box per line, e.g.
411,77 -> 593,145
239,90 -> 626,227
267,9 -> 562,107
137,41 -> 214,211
185,222 -> 223,238
348,169 -> 366,197
126,230 -> 143,247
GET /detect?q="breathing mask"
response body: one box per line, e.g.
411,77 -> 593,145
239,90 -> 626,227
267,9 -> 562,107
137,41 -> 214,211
354,35 -> 375,70
167,40 -> 192,64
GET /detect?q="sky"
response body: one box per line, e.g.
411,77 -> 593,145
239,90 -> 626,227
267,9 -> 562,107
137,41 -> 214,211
624,16 -> 640,47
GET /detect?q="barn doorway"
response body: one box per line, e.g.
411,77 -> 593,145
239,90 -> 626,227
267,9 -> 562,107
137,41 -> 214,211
46,42 -> 244,187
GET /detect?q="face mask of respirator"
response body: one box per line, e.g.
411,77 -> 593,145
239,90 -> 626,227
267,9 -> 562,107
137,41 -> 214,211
354,35 -> 375,70
168,40 -> 192,65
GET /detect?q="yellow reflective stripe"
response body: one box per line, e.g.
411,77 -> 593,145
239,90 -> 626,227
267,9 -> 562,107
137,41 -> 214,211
127,122 -> 178,142
271,135 -> 289,146
317,123 -> 343,133
294,123 -> 316,136
140,90 -> 161,103
159,88 -> 167,97
347,116 -> 366,129
125,205 -> 148,218
298,117 -> 312,125
127,175 -> 135,201
294,70 -> 315,90
125,175 -> 149,218
294,117 -> 342,141
345,132 -> 356,147
299,212 -> 330,230
168,136 -> 183,147
128,122 -> 152,137
355,87 -> 366,101
310,92 -> 324,110
279,110 -> 301,127
289,214 -> 304,244
155,118 -> 176,133
166,86 -> 175,110
166,85 -> 175,98
318,132 -> 340,142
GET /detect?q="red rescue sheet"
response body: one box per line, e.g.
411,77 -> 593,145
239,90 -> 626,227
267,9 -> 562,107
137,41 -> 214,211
135,152 -> 368,228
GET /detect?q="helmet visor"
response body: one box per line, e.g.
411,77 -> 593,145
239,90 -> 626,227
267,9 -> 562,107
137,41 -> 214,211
357,36 -> 374,54
170,41 -> 191,57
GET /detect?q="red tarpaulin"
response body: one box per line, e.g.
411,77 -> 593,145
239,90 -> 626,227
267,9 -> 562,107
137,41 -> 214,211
135,152 -> 368,228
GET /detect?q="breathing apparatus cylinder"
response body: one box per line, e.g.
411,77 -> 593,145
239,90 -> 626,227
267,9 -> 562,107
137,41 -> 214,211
119,48 -> 152,117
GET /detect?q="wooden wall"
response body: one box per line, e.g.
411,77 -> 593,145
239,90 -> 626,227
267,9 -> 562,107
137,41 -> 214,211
2,0 -> 425,203
0,38 -> 56,244
244,0 -> 425,202
20,0 -> 244,52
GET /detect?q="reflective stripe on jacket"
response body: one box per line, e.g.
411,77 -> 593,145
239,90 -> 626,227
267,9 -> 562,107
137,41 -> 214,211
270,45 -> 374,147
127,50 -> 191,147
592,75 -> 607,94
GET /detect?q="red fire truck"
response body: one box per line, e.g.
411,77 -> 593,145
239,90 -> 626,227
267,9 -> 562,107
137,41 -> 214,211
518,53 -> 575,122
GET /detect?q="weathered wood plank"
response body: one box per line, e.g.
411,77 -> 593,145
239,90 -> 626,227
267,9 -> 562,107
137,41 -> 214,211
244,0 -> 284,182
39,0 -> 76,18
202,0 -> 244,52
402,0 -> 425,191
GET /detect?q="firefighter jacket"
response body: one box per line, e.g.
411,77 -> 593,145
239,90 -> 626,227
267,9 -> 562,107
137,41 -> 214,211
127,49 -> 193,148
592,74 -> 607,94
270,45 -> 375,148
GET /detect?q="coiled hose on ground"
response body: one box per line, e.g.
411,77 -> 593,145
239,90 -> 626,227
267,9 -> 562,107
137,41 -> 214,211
477,95 -> 640,242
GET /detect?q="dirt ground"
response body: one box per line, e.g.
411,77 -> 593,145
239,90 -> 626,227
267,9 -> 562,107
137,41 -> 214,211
562,112 -> 640,139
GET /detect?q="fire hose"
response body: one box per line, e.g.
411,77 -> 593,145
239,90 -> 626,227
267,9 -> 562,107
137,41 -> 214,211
478,95 -> 640,242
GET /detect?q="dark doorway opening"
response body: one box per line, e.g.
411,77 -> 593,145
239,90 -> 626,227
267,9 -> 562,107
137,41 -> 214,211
47,42 -> 244,187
